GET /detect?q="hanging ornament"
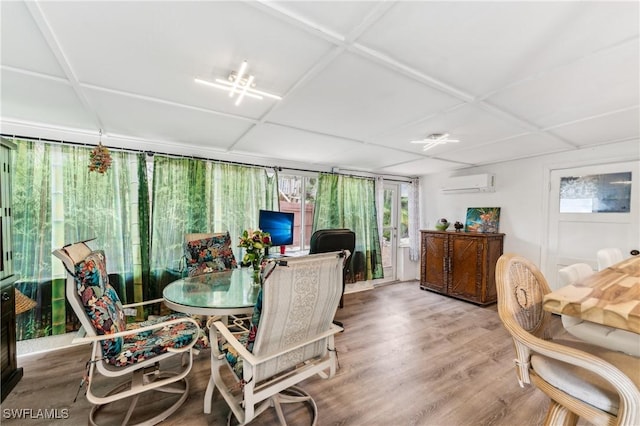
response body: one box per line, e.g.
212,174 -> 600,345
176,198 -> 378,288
88,130 -> 112,174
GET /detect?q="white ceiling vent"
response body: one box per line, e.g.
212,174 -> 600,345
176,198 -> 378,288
441,173 -> 495,193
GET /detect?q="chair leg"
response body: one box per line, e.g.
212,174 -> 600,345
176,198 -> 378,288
88,377 -> 189,426
224,386 -> 319,426
544,400 -> 579,426
270,386 -> 318,426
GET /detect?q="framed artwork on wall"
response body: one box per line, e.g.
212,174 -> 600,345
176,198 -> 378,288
465,207 -> 501,233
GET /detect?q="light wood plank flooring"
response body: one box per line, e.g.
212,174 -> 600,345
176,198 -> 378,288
1,281 -> 566,425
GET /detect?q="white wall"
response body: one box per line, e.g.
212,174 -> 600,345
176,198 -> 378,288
420,140 -> 640,267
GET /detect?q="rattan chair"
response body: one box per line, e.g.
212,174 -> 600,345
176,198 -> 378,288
496,253 -> 640,426
53,240 -> 200,425
206,251 -> 346,425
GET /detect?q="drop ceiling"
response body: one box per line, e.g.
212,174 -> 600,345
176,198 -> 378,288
1,1 -> 638,177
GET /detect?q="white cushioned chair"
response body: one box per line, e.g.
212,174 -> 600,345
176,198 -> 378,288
496,253 -> 640,426
597,248 -> 624,271
559,263 -> 640,357
53,240 -> 200,425
206,251 -> 346,425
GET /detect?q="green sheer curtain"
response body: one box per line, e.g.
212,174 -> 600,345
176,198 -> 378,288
149,156 -> 208,268
208,162 -> 278,252
10,138 -> 148,340
11,140 -> 52,340
313,173 -> 383,281
149,156 -> 277,298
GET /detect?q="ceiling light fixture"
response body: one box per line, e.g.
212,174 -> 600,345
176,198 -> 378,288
410,133 -> 460,151
195,60 -> 282,106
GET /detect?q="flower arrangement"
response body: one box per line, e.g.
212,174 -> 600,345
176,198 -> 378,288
238,229 -> 272,284
88,142 -> 113,174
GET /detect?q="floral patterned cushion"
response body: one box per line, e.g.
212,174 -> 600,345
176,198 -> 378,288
74,250 -> 126,360
185,232 -> 237,277
218,288 -> 262,378
111,313 -> 199,367
75,251 -> 199,366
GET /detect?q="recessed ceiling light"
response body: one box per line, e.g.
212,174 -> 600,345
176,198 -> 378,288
410,133 -> 460,151
195,60 -> 282,106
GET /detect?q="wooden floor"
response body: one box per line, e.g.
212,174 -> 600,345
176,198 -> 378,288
1,281 -> 566,425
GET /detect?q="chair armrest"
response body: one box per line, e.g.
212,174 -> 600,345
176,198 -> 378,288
213,321 -> 342,366
121,298 -> 164,309
71,316 -> 201,346
505,322 -> 640,425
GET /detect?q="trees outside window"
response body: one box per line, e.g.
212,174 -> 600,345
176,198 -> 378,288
277,173 -> 317,251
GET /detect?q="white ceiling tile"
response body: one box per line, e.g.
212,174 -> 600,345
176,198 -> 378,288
1,70 -> 95,129
85,88 -> 253,148
520,2 -> 640,81
234,123 -> 356,165
268,52 -> 461,140
326,144 -> 425,172
438,133 -> 571,164
380,157 -> 469,176
0,2 -> 66,77
373,104 -> 531,153
550,108 -> 640,146
488,40 -> 640,128
269,1 -> 383,37
358,1 -> 584,96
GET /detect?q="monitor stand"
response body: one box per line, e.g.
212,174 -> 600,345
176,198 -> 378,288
265,245 -> 288,259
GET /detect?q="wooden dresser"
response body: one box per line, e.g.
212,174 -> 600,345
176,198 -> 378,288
420,230 -> 504,305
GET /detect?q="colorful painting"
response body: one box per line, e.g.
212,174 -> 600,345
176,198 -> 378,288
465,207 -> 501,233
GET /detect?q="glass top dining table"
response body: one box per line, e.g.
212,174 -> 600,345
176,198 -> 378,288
162,268 -> 261,316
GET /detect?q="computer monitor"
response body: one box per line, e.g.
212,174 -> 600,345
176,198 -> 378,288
258,210 -> 294,254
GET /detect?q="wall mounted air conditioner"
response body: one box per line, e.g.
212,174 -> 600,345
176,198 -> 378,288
441,173 -> 495,193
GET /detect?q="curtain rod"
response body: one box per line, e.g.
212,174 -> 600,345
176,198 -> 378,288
1,133 -> 416,182
332,168 -> 416,183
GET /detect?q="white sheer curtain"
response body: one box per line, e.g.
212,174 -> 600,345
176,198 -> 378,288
374,176 -> 385,250
408,178 -> 421,262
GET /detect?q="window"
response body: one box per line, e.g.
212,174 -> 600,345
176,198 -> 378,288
278,173 -> 317,251
559,172 -> 632,213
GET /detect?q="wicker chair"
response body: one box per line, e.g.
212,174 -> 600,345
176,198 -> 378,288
496,253 -> 640,426
53,241 -> 200,425
206,251 -> 346,425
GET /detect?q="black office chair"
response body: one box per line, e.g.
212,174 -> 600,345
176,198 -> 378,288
309,229 -> 355,310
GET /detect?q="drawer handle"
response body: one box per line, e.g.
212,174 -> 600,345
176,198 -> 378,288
1,292 -> 10,302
